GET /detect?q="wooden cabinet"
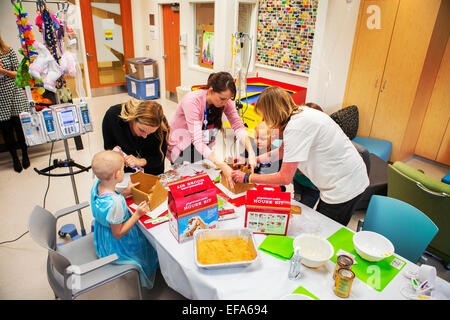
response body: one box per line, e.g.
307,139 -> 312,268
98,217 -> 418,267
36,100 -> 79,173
415,37 -> 450,165
343,0 -> 449,162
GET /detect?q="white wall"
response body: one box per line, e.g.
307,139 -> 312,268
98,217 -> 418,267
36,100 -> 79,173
306,0 -> 361,113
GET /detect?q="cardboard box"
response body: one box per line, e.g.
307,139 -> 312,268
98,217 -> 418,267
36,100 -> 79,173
221,164 -> 254,194
167,173 -> 219,243
245,185 -> 291,235
130,171 -> 167,211
126,57 -> 158,80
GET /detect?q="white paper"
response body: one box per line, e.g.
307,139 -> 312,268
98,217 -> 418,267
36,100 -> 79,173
144,65 -> 154,78
131,81 -> 136,94
130,64 -> 136,73
336,249 -> 358,265
146,83 -> 155,97
145,201 -> 168,219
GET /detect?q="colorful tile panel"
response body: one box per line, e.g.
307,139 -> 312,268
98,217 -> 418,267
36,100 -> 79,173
256,0 -> 319,74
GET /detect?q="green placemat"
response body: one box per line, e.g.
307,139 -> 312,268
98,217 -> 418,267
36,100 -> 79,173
327,228 -> 406,292
292,286 -> 320,300
258,235 -> 294,260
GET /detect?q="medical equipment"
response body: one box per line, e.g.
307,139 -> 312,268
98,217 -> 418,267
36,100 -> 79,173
20,102 -> 93,146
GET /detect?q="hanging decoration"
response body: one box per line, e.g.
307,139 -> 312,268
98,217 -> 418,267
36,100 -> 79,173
40,6 -> 66,90
12,1 -> 42,88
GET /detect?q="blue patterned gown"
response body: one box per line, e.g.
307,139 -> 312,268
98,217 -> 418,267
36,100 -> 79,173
91,179 -> 158,289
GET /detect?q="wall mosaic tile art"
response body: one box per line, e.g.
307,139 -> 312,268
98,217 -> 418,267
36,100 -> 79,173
256,0 -> 319,74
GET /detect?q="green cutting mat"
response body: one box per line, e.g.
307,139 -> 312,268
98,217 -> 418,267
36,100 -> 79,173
327,228 -> 406,292
292,286 -> 320,300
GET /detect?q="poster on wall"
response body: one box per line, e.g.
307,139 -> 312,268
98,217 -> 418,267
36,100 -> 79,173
256,0 -> 319,75
199,25 -> 214,69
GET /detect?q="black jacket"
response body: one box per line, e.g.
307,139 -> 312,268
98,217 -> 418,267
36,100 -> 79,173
102,104 -> 167,175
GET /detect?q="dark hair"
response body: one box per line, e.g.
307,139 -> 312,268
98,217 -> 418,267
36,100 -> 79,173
204,72 -> 237,130
206,72 -> 236,98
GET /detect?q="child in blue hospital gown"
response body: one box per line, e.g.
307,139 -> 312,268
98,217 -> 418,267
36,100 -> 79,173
91,150 -> 158,289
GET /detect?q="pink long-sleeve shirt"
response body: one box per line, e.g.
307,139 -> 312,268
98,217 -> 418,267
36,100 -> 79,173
167,89 -> 248,162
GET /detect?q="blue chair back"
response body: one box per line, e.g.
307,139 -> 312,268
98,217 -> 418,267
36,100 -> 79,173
363,195 -> 438,263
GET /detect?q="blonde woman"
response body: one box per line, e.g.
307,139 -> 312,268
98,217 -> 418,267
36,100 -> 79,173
0,33 -> 30,173
231,86 -> 369,226
102,98 -> 169,175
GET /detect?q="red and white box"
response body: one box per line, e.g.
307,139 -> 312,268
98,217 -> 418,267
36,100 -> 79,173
167,173 -> 219,243
245,185 -> 291,235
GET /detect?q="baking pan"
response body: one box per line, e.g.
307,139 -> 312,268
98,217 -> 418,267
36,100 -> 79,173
194,228 -> 259,269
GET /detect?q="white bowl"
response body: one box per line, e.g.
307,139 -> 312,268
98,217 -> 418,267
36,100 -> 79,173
353,231 -> 394,262
293,234 -> 334,268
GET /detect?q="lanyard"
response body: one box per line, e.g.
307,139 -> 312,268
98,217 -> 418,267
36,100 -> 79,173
203,101 -> 208,130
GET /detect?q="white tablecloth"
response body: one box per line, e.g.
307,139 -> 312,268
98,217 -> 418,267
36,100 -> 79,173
138,198 -> 450,300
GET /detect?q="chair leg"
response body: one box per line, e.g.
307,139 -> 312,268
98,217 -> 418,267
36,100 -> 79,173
135,270 -> 143,300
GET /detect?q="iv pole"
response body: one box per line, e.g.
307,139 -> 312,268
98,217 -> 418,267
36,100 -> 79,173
12,0 -> 88,236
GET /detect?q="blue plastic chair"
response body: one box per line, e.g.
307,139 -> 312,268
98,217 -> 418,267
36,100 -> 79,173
352,136 -> 392,162
359,195 -> 438,263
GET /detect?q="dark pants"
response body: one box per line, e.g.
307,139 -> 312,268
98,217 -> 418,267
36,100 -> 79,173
0,116 -> 27,159
316,193 -> 364,226
293,179 -> 320,209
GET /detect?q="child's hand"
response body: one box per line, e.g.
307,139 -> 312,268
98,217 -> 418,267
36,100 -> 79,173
121,181 -> 140,197
232,156 -> 246,168
135,200 -> 149,217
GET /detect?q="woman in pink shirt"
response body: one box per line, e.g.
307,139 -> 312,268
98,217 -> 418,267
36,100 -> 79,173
167,72 -> 256,187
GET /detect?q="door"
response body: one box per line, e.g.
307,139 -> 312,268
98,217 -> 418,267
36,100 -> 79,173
415,37 -> 450,165
369,0 -> 441,161
79,0 -> 134,89
342,0 -> 399,137
162,4 -> 181,100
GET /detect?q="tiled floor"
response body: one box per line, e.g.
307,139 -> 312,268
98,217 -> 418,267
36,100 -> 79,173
0,93 -> 448,300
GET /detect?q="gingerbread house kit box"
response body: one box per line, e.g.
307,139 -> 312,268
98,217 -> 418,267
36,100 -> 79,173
167,173 -> 219,243
245,185 -> 291,235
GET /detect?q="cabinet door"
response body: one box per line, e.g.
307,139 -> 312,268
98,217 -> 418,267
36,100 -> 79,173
369,0 -> 441,161
342,0 -> 399,137
415,37 -> 450,163
436,120 -> 450,165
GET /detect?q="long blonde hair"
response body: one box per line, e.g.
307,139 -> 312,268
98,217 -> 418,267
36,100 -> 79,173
254,86 -> 301,132
0,33 -> 11,56
120,98 -> 170,158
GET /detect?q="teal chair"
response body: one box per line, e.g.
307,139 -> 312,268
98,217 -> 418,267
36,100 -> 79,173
357,195 -> 438,264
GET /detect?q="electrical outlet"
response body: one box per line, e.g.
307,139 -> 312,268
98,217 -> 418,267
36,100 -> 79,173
146,45 -> 150,51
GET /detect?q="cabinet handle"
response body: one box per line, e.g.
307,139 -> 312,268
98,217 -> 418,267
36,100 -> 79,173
375,79 -> 378,88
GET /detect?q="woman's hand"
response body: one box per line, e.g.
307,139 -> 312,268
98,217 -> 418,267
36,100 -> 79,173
231,169 -> 245,184
135,200 -> 149,218
247,150 -> 257,172
124,154 -> 144,168
222,165 -> 235,189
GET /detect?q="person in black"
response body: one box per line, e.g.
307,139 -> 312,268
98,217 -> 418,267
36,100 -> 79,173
102,99 -> 169,175
0,34 -> 30,173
